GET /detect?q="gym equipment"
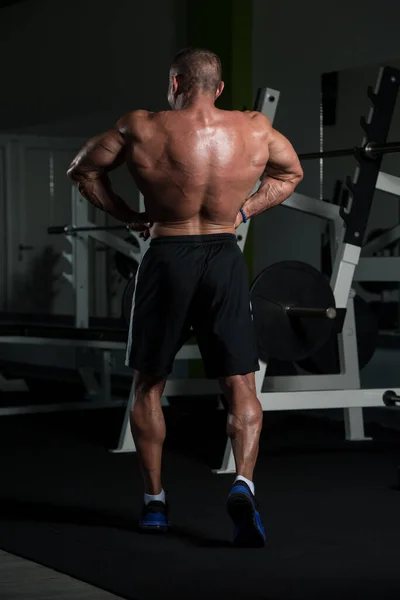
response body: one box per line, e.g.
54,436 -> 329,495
383,390 -> 400,407
250,261 -> 337,362
298,295 -> 378,374
48,224 -> 130,235
358,228 -> 399,294
46,192 -> 145,328
299,140 -> 400,161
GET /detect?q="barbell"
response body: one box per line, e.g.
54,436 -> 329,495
298,140 -> 400,161
48,224 -> 130,235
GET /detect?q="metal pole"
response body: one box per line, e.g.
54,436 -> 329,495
285,306 -> 337,319
299,141 -> 400,161
48,224 -> 128,235
364,141 -> 400,158
299,147 -> 356,160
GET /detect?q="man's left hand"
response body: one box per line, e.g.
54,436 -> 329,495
234,211 -> 243,229
126,213 -> 153,240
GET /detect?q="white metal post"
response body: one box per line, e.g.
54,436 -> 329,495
71,186 -> 89,328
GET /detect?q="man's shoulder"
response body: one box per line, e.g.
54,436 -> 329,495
117,109 -> 152,128
243,110 -> 271,127
117,110 -> 162,139
223,109 -> 271,131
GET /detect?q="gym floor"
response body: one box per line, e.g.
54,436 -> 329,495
1,391 -> 399,600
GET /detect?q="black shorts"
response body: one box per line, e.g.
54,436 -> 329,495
125,234 -> 260,379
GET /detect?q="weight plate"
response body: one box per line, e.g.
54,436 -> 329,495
250,261 -> 336,362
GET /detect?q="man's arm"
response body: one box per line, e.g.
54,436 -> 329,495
239,126 -> 303,223
67,118 -> 145,224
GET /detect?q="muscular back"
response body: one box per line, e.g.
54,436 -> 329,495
122,109 -> 270,228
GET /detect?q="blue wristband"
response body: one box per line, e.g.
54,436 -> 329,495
239,208 -> 248,224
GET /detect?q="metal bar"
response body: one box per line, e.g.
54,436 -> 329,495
72,187 -> 89,328
285,306 -> 336,319
299,140 -> 400,161
362,224 -> 400,256
283,192 -> 341,222
365,141 -> 400,157
299,147 -> 356,160
48,224 -> 128,235
376,171 -> 400,195
354,257 -> 400,281
257,388 -> 400,412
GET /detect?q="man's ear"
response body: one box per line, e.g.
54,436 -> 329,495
215,81 -> 225,100
172,74 -> 179,94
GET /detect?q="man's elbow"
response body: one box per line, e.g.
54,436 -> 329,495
293,164 -> 304,186
67,161 -> 80,182
67,163 -> 90,185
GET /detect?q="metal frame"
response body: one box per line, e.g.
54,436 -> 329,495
353,172 -> 400,283
64,187 -> 145,328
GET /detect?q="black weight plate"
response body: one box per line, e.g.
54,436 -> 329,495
298,295 -> 378,374
250,261 -> 336,362
121,267 -> 138,326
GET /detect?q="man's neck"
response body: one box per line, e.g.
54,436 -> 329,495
178,93 -> 216,111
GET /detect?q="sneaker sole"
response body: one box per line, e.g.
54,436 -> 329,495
227,493 -> 266,548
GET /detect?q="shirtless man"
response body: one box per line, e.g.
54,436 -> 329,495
68,47 -> 303,548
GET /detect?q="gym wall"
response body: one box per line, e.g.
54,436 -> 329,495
0,0 -> 181,136
0,0 -> 183,316
252,0 -> 400,277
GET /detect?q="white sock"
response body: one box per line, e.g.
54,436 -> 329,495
144,489 -> 166,505
235,475 -> 255,496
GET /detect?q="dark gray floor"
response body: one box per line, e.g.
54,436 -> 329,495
1,405 -> 400,600
0,550 -> 124,600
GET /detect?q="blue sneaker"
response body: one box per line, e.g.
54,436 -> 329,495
227,480 -> 266,548
138,500 -> 170,532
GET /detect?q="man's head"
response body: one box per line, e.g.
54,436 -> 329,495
168,47 -> 224,109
